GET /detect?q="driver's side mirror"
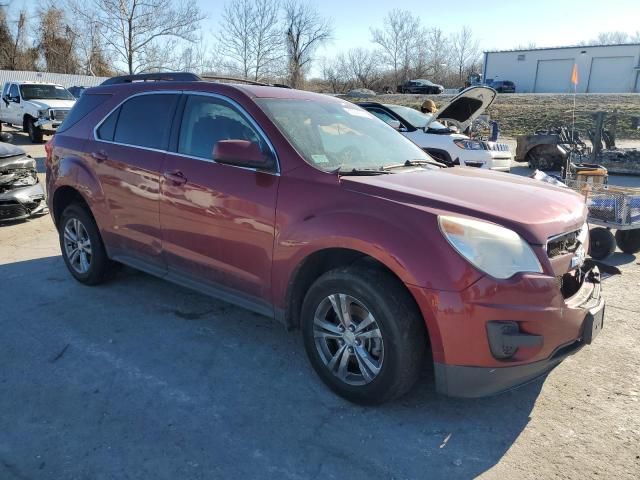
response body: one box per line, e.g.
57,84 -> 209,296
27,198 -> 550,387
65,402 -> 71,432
213,140 -> 275,170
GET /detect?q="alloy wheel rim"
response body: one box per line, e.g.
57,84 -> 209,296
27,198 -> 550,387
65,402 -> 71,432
313,293 -> 384,386
63,217 -> 92,274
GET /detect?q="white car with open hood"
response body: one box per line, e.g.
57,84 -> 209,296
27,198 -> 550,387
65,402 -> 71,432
0,81 -> 76,143
358,86 -> 513,172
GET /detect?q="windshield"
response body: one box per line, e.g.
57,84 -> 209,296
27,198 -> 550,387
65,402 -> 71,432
19,84 -> 75,101
257,98 -> 435,172
386,104 -> 448,131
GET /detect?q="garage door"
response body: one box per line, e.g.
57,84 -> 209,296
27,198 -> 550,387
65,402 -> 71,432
534,59 -> 574,93
587,56 -> 635,93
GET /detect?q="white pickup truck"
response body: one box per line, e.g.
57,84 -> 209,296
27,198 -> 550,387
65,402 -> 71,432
0,81 -> 76,143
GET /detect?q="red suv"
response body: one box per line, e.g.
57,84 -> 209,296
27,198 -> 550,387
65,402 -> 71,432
46,73 -> 605,404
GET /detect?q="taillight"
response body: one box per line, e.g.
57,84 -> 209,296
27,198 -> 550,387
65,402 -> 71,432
44,138 -> 53,166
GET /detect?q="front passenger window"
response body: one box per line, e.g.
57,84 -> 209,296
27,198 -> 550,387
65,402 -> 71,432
178,95 -> 265,160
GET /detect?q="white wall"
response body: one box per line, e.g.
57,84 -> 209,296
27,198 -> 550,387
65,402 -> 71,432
484,44 -> 640,93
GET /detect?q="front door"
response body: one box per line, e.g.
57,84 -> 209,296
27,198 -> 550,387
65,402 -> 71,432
8,84 -> 22,125
160,93 -> 279,314
92,92 -> 180,274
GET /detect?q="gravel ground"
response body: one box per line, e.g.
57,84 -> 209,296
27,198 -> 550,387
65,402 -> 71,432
1,131 -> 639,479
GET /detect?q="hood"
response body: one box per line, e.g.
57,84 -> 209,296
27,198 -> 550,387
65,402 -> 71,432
431,86 -> 496,130
0,142 -> 26,159
340,168 -> 587,245
26,99 -> 75,109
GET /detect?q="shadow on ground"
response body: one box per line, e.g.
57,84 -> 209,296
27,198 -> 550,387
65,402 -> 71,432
0,256 -> 544,479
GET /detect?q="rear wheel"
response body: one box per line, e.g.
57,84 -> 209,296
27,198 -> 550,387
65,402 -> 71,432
589,227 -> 616,260
615,229 -> 640,254
59,204 -> 114,285
301,266 -> 427,405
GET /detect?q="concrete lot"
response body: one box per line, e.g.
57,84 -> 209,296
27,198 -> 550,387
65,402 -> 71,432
1,130 -> 639,479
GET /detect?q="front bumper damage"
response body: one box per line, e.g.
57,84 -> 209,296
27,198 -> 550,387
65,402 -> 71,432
409,264 -> 605,398
0,143 -> 47,221
34,118 -> 63,133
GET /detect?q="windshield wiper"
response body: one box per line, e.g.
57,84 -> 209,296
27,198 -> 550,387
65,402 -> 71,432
336,167 -> 391,176
381,159 -> 444,171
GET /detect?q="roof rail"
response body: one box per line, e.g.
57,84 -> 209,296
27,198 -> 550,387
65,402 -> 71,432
101,72 -> 202,85
200,75 -> 291,88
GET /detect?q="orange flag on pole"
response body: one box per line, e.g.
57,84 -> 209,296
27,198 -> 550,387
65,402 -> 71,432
571,63 -> 579,86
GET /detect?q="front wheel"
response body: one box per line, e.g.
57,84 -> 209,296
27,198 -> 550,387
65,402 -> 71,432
301,266 -> 427,405
27,118 -> 44,143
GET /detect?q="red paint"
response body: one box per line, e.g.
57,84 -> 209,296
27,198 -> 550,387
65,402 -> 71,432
47,80 -> 593,378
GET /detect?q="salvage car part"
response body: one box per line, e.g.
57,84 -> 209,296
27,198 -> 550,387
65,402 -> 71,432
0,142 -> 47,221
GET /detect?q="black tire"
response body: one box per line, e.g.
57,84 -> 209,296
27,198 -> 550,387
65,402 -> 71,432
615,229 -> 640,254
27,117 -> 44,143
589,227 -> 616,260
526,146 -> 563,171
301,265 -> 427,405
59,203 -> 113,285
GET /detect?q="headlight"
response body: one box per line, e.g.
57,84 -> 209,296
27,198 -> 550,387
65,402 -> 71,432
453,139 -> 484,150
37,109 -> 48,118
439,215 -> 543,279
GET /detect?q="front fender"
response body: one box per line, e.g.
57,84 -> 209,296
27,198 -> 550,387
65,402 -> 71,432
271,187 -> 483,312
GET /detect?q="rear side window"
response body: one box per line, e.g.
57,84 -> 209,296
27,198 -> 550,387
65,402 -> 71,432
112,93 -> 179,149
97,108 -> 119,141
58,93 -> 111,134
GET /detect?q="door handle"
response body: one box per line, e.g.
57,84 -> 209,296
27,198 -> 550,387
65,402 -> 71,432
163,170 -> 187,185
91,150 -> 108,163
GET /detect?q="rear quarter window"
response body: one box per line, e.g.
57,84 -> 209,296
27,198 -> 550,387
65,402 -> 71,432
111,94 -> 179,150
57,93 -> 112,133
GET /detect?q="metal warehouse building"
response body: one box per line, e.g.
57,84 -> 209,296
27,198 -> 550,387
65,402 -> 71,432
483,43 -> 640,93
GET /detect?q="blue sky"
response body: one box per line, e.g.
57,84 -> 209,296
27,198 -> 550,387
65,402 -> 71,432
198,0 -> 640,56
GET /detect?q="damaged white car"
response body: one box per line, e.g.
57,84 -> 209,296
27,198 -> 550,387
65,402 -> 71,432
359,86 -> 513,172
0,141 -> 47,221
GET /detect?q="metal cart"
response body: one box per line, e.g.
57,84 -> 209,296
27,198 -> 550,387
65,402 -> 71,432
564,177 -> 640,259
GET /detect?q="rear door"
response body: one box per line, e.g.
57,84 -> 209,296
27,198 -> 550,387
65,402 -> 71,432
159,93 -> 279,313
92,91 -> 180,275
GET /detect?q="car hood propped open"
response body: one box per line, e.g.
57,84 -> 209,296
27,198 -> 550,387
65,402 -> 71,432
431,86 -> 497,131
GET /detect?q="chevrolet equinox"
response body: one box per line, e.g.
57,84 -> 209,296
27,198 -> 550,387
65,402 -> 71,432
46,73 -> 605,404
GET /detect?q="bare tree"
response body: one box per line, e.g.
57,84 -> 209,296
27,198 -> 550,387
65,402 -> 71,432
36,6 -> 80,74
0,7 -> 12,68
320,56 -> 348,93
283,0 -> 332,88
344,48 -> 378,90
217,0 -> 282,81
593,31 -> 632,45
451,26 -> 479,83
371,9 -> 422,88
8,10 -> 37,70
69,0 -> 205,74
